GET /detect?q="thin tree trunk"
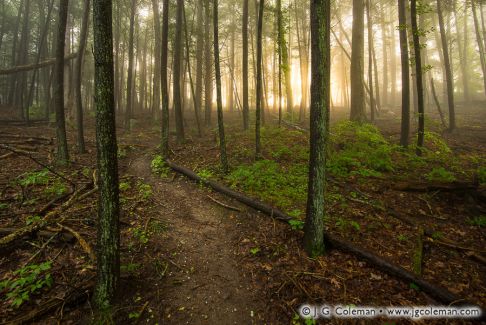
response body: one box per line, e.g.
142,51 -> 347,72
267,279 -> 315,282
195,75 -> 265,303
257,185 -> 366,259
75,0 -> 90,153
411,0 -> 425,155
173,0 -> 185,143
242,0 -> 249,130
436,0 -> 456,130
54,0 -> 70,164
151,0 -> 162,119
160,0 -> 170,158
255,0 -> 264,159
213,0 -> 228,172
125,0 -> 136,130
472,0 -> 486,95
204,0 -> 213,127
350,0 -> 365,122
398,0 -> 410,147
366,0 -> 376,122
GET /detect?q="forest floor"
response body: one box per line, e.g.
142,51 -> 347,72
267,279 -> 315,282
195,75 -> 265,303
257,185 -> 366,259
0,103 -> 485,324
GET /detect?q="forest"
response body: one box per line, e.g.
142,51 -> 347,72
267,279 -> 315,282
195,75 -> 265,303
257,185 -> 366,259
0,0 -> 485,323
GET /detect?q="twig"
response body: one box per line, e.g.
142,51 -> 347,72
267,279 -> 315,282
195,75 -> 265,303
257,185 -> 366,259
23,233 -> 58,266
207,195 -> 242,212
134,301 -> 150,325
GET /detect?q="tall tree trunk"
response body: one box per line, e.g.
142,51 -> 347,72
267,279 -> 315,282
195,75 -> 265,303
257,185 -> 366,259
183,5 -> 202,136
305,0 -> 330,257
195,0 -> 204,122
17,0 -> 32,118
160,0 -> 170,158
410,0 -> 425,155
453,0 -> 470,102
277,0 -> 293,115
398,0 -> 410,147
242,0 -> 250,130
92,0 -> 120,311
125,0 -> 136,130
380,2 -> 388,107
25,0 -> 54,124
350,0 -> 365,122
74,0 -> 90,153
213,0 -> 228,172
204,0 -> 213,127
8,0 -> 24,106
151,0 -> 162,119
472,0 -> 486,96
436,0 -> 456,131
54,0 -> 70,164
255,0 -> 264,159
366,0 -> 376,122
173,0 -> 185,143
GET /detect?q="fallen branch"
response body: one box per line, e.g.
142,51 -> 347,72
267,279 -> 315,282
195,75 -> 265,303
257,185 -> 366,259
393,181 -> 478,192
0,228 -> 74,243
167,160 -> 484,310
207,195 -> 242,212
0,53 -> 77,76
412,227 -> 424,275
58,223 -> 96,262
0,184 -> 96,250
166,161 -> 292,222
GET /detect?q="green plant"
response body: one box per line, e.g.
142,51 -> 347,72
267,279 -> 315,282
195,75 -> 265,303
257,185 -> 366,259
137,181 -> 152,200
197,169 -> 214,181
0,203 -> 8,210
44,180 -> 67,197
425,167 -> 456,182
397,234 -> 408,241
249,247 -> 261,256
477,167 -> 486,184
18,169 -> 50,187
0,262 -> 53,308
119,181 -> 131,192
121,263 -> 141,274
25,215 -> 42,225
468,216 -> 486,227
117,147 -> 127,159
151,155 -> 170,177
350,221 -> 361,231
132,226 -> 149,245
431,231 -> 444,240
288,219 -> 305,231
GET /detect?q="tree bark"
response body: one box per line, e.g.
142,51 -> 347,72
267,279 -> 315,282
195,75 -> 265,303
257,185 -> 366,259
350,0 -> 366,122
305,0 -> 330,257
160,0 -> 170,159
410,0 -> 425,155
204,0 -> 213,127
151,0 -> 162,120
242,0 -> 250,130
213,0 -> 228,173
54,0 -> 70,164
471,0 -> 486,96
92,0 -> 120,311
436,0 -> 456,131
173,0 -> 185,143
255,0 -> 264,159
74,0 -> 90,153
398,0 -> 410,147
124,0 -> 136,130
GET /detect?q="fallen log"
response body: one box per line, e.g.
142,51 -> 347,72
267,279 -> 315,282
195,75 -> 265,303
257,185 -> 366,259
166,161 -> 292,222
393,181 -> 478,192
0,53 -> 77,76
167,160 -> 484,310
0,228 -> 74,243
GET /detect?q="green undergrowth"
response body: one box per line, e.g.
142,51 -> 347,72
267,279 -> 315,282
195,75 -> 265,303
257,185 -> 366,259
222,122 -> 474,219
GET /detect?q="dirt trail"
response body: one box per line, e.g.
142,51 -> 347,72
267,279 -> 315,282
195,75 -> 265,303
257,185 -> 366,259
128,153 -> 264,324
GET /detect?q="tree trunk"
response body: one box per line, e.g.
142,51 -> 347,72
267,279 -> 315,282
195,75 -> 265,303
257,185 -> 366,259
350,0 -> 365,122
410,0 -> 425,155
255,0 -> 264,159
436,0 -> 456,131
213,0 -> 228,172
173,0 -> 185,143
398,0 -> 410,147
151,0 -> 162,119
74,0 -> 90,153
160,0 -> 170,158
305,0 -> 330,257
204,0 -> 213,127
366,0 -> 376,122
242,0 -> 250,130
54,0 -> 70,164
92,0 -> 120,311
472,0 -> 486,96
125,0 -> 136,130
